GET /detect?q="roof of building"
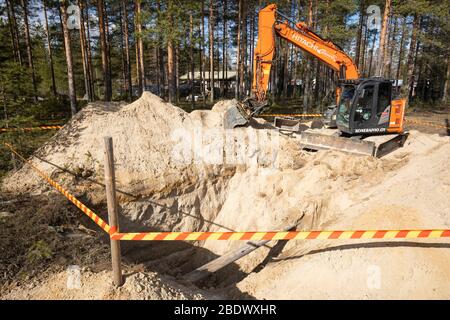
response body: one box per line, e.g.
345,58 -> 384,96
179,70 -> 237,80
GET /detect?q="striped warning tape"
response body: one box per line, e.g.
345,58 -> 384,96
4,143 -> 450,242
258,115 -> 450,130
0,125 -> 63,133
406,119 -> 449,130
3,142 -> 113,235
110,229 -> 450,241
259,113 -> 323,118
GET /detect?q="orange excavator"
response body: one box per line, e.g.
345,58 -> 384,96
225,4 -> 408,157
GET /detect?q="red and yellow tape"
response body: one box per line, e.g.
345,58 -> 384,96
259,113 -> 323,118
1,125 -> 63,133
258,115 -> 449,131
4,142 -> 450,242
110,229 -> 450,241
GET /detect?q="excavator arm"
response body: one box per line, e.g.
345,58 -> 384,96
252,4 -> 359,104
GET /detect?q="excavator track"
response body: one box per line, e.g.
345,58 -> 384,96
300,131 -> 409,157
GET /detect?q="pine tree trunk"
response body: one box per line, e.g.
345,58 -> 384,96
292,49 -> 298,98
135,41 -> 141,95
159,48 -> 164,98
60,2 -> 77,116
136,0 -> 146,93
190,13 -> 195,107
167,1 -> 176,103
2,84 -> 17,170
404,14 -> 419,103
282,42 -> 289,99
155,46 -> 160,95
313,60 -> 320,107
167,40 -> 176,103
386,16 -> 397,79
367,32 -> 376,77
6,4 -> 16,61
222,0 -> 227,97
98,0 -> 111,101
377,0 -> 391,76
119,10 -> 126,96
121,0 -> 132,99
77,0 -> 91,101
395,19 -> 406,93
85,1 -> 95,99
355,0 -> 365,67
43,0 -> 57,97
134,3 -> 141,95
156,0 -> 162,96
235,0 -> 241,99
216,27 -> 220,93
20,0 -> 37,101
164,50 -> 169,99
200,0 -> 205,101
6,0 -> 21,66
104,5 -> 112,95
242,10 -> 248,96
360,16 -> 369,75
442,57 -> 450,103
250,9 -> 255,95
303,0 -> 314,113
175,44 -> 179,102
411,33 -> 421,100
209,0 -> 215,103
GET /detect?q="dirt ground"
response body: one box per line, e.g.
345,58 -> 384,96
1,93 -> 449,300
405,109 -> 450,136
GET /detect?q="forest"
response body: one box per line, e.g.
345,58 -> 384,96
0,0 -> 448,175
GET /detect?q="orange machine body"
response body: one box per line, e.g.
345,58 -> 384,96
387,98 -> 406,133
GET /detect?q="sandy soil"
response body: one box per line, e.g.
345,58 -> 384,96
2,269 -> 209,300
2,92 -> 449,299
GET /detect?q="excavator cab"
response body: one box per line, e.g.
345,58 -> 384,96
336,78 -> 405,136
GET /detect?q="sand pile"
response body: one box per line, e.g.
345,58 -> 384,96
2,270 -> 209,300
2,93 -> 288,233
3,92 -> 450,299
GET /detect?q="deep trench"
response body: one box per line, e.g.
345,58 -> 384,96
80,176 -> 283,299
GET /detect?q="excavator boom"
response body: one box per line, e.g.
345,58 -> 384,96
252,4 -> 358,104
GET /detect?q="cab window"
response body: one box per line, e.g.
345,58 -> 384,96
377,82 -> 391,114
354,85 -> 374,123
336,85 -> 355,129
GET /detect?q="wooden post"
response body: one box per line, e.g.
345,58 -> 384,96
103,136 -> 123,287
184,223 -> 301,283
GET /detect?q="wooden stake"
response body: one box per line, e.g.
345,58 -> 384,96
104,136 -> 123,287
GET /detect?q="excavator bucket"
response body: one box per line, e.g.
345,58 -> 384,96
223,99 -> 268,129
274,117 -> 301,132
224,103 -> 250,129
300,131 -> 408,157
